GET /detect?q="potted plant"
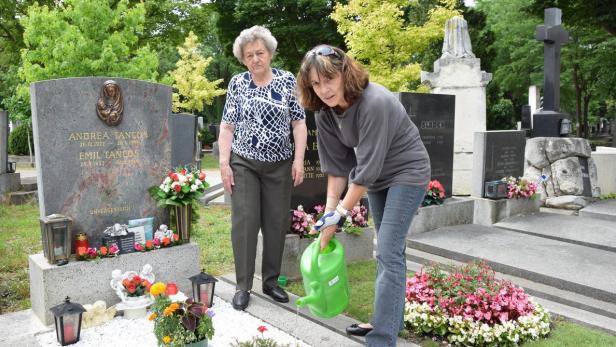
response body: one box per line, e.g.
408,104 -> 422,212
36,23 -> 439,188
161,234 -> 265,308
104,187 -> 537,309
149,167 -> 209,242
149,282 -> 215,347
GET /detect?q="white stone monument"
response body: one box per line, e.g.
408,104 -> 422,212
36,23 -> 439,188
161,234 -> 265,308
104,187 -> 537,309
528,85 -> 541,128
421,16 -> 492,195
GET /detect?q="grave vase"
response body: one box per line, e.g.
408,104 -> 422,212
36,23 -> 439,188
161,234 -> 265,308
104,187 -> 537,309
174,205 -> 192,242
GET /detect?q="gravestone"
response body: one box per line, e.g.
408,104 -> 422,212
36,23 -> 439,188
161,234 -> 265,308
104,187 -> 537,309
31,78 -> 171,247
397,93 -> 455,197
0,110 -> 21,201
290,111 -> 327,210
170,113 -> 197,169
533,8 -> 570,137
521,105 -> 532,130
578,157 -> 593,197
472,130 -> 526,197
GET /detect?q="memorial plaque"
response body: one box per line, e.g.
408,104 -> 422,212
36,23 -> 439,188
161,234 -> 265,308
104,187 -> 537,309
290,111 -> 327,211
472,130 -> 526,197
578,157 -> 592,197
31,77 -> 171,247
170,113 -> 197,168
396,93 -> 455,197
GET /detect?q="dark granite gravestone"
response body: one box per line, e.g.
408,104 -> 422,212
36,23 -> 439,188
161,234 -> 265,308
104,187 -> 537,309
472,130 -> 526,197
170,113 -> 197,169
290,111 -> 327,211
31,78 -> 171,247
578,157 -> 592,197
521,105 -> 532,130
532,8 -> 570,137
396,92 -> 455,197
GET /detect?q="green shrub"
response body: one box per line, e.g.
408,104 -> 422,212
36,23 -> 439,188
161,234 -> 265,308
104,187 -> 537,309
199,127 -> 215,146
8,123 -> 34,155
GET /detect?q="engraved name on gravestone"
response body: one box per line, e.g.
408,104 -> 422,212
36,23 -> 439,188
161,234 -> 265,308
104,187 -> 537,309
472,130 -> 526,197
396,93 -> 455,197
31,78 -> 171,247
291,111 -> 327,211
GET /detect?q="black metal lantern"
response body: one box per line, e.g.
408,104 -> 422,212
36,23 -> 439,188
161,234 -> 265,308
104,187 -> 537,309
40,214 -> 72,266
189,271 -> 218,308
50,297 -> 86,346
6,161 -> 16,173
559,118 -> 572,136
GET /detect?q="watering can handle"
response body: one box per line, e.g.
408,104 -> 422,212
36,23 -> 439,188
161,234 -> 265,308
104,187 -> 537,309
311,234 -> 322,277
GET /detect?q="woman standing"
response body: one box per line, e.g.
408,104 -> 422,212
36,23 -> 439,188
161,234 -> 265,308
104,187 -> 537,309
218,26 -> 307,311
296,45 -> 430,346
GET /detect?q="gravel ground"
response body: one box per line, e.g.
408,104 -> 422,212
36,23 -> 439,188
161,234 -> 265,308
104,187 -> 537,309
36,296 -> 311,347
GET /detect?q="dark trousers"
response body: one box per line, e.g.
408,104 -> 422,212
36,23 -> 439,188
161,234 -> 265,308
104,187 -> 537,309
230,153 -> 292,291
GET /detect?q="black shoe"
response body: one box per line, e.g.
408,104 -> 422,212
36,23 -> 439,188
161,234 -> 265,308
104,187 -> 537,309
232,290 -> 250,310
262,285 -> 289,303
346,323 -> 373,336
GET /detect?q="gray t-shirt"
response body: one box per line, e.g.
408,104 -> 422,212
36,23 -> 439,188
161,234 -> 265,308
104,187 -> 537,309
315,82 -> 430,191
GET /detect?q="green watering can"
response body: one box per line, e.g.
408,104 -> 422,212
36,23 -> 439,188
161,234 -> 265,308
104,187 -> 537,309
295,234 -> 349,318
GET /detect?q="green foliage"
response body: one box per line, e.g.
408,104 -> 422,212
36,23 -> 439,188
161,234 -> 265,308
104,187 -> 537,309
198,127 -> 215,147
488,97 -> 516,130
213,0 -> 345,74
331,0 -> 460,91
170,32 -> 226,114
528,0 -> 616,38
18,0 -> 159,103
231,336 -> 298,347
150,295 -> 214,346
8,123 -> 34,155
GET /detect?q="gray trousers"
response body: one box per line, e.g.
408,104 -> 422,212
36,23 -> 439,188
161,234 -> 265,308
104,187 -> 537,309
230,153 -> 292,291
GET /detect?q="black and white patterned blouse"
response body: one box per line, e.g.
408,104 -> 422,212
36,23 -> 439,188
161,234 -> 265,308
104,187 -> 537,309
222,68 -> 306,162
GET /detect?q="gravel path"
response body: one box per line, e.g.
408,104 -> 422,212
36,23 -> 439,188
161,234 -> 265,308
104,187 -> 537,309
36,296 -> 311,347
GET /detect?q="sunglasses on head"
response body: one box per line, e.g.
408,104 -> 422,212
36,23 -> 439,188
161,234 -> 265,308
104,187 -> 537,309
310,46 -> 341,59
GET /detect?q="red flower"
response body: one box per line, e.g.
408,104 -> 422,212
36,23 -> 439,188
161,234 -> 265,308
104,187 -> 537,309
181,168 -> 187,175
126,283 -> 136,293
199,172 -> 206,181
172,233 -> 179,241
174,185 -> 181,192
257,326 -> 267,333
171,173 -> 179,181
162,237 -> 170,246
133,275 -> 141,283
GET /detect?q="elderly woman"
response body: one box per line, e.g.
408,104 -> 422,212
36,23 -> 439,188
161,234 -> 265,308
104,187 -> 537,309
218,25 -> 307,311
296,45 -> 430,346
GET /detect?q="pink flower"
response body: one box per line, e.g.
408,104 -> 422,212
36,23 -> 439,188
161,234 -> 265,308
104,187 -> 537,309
134,243 -> 144,251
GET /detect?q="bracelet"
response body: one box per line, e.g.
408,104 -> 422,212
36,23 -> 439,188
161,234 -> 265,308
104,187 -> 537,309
336,204 -> 350,218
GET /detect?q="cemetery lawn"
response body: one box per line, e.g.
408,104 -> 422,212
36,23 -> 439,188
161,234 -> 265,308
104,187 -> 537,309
201,153 -> 219,170
286,261 -> 616,346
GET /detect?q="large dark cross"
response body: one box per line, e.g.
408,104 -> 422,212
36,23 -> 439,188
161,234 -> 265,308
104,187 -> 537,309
535,8 -> 569,112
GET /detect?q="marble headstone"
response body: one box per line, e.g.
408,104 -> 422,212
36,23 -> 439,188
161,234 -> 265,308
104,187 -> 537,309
472,130 -> 526,197
396,92 -> 455,197
31,78 -> 171,247
291,111 -> 327,211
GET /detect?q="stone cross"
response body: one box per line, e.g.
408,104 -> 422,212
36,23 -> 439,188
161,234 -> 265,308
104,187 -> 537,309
0,110 -> 8,174
535,8 -> 569,112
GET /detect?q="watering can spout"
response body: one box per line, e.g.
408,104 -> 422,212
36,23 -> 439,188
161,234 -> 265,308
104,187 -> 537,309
295,282 -> 321,307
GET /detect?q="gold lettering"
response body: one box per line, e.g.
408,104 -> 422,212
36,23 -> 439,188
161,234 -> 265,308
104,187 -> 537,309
79,151 -> 100,160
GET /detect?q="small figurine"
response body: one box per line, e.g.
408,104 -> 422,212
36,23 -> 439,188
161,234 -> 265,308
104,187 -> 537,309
154,224 -> 174,241
104,223 -> 130,237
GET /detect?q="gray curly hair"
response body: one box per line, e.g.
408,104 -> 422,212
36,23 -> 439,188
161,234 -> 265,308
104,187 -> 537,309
232,25 -> 277,62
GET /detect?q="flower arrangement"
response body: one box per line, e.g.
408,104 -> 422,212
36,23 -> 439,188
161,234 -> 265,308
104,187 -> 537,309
290,204 -> 368,238
503,176 -> 538,199
121,274 -> 151,297
149,282 -> 215,347
422,179 -> 446,206
134,234 -> 181,252
149,167 -> 209,207
76,243 -> 119,260
404,261 -> 550,346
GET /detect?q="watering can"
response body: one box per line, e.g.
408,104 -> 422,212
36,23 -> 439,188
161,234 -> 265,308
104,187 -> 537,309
295,234 -> 349,318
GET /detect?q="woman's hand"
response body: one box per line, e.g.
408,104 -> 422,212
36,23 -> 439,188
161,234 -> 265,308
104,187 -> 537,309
292,159 -> 304,187
319,225 -> 337,251
220,164 -> 234,194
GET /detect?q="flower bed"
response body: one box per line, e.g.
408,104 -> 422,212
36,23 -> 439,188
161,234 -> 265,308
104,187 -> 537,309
404,261 -> 550,346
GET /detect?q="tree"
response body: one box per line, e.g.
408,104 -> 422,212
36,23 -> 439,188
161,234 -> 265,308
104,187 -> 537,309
331,0 -> 460,91
170,32 -> 226,114
529,0 -> 616,37
18,0 -> 159,104
213,0 -> 345,74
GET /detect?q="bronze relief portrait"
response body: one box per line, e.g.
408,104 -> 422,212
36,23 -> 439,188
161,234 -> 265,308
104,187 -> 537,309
96,80 -> 123,126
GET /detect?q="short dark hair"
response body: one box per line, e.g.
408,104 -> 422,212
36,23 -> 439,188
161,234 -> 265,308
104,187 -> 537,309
296,45 -> 369,111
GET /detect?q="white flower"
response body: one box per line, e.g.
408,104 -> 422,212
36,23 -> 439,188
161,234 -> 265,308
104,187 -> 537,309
163,177 -> 171,185
190,184 -> 198,192
169,291 -> 188,303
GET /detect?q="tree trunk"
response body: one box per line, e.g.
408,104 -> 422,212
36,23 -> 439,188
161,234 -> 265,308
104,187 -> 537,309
583,94 -> 592,139
572,64 -> 583,137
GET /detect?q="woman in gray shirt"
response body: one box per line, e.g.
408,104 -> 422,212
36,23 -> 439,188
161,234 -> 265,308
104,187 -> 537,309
297,45 -> 430,347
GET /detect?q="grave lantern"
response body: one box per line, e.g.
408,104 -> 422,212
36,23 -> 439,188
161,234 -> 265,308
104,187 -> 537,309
7,161 -> 16,173
559,118 -> 571,136
40,214 -> 72,266
50,297 -> 85,346
189,271 -> 218,308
